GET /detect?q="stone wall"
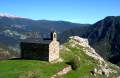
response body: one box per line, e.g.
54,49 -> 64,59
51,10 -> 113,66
21,42 -> 49,60
49,40 -> 59,62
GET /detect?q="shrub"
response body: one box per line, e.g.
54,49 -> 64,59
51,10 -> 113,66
67,56 -> 80,70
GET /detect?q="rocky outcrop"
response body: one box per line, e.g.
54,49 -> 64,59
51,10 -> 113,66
51,65 -> 72,78
70,36 -> 104,61
70,36 -> 119,77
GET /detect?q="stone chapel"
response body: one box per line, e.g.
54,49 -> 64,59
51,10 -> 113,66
20,32 -> 59,62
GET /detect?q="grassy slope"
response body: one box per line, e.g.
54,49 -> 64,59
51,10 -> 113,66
0,60 -> 66,78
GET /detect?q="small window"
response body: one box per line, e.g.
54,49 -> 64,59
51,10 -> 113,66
53,34 -> 56,38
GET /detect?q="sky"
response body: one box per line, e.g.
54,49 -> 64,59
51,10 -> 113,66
0,0 -> 120,24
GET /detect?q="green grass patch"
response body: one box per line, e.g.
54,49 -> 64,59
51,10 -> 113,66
0,60 -> 66,78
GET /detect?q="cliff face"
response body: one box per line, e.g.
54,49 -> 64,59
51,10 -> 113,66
87,16 -> 120,66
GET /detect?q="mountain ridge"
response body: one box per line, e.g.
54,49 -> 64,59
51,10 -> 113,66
0,15 -> 89,59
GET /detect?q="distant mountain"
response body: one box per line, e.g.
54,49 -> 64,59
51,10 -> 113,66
0,16 -> 88,58
0,16 -> 86,32
59,25 -> 91,43
0,43 -> 19,59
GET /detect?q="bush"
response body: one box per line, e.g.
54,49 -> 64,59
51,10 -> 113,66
67,56 -> 80,70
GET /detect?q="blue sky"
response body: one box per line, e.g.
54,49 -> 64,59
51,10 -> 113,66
0,0 -> 120,24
